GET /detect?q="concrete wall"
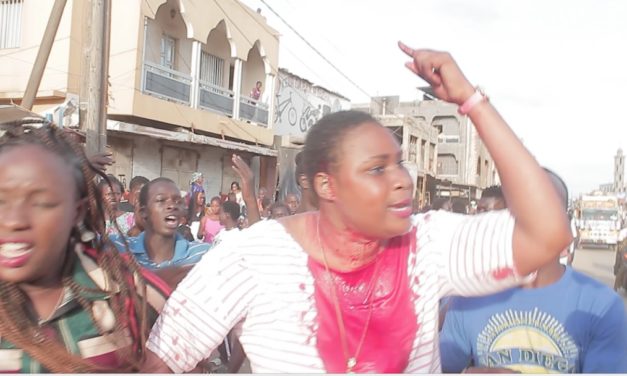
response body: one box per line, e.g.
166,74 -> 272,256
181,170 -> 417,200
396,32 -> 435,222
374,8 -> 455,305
0,0 -> 75,98
131,136 -> 162,180
108,133 -> 234,196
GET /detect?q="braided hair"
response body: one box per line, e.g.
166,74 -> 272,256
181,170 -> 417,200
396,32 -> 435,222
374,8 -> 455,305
0,123 -> 149,372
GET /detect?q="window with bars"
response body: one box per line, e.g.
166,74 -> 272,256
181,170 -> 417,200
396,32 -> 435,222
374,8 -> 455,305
200,51 -> 224,86
0,0 -> 22,49
160,35 -> 176,70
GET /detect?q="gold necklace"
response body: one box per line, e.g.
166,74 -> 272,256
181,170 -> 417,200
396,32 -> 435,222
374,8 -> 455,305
316,216 -> 382,373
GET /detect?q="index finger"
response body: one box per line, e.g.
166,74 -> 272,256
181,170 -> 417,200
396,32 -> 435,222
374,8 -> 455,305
398,41 -> 415,58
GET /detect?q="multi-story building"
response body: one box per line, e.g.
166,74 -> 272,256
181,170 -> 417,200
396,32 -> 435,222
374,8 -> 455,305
398,94 -> 499,200
353,96 -> 439,206
354,92 -> 499,203
0,0 -> 280,196
615,148 -> 625,194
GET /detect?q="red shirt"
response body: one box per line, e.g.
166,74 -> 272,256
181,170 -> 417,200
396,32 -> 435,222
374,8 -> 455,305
309,229 -> 419,373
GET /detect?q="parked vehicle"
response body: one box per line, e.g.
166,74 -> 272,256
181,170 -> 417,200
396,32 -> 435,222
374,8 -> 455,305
578,193 -> 622,251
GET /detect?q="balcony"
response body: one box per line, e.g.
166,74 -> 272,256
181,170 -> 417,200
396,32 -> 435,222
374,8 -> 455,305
239,94 -> 269,127
143,61 -> 191,105
199,80 -> 234,116
139,2 -> 274,129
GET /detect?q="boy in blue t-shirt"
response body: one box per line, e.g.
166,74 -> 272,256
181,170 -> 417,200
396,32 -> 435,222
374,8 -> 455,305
439,170 -> 627,373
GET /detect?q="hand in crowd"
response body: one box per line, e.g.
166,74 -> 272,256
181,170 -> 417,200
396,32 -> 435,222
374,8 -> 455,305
231,154 -> 261,225
89,151 -> 114,172
231,154 -> 254,198
398,41 -> 475,105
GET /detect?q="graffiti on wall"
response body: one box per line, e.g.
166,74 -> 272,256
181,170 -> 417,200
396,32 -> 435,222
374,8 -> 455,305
274,76 -> 344,136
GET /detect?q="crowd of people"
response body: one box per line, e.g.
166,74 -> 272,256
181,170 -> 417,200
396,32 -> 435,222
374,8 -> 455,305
0,44 -> 625,374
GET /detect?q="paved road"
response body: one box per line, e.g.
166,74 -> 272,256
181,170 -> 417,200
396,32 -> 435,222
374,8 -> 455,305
572,246 -> 627,310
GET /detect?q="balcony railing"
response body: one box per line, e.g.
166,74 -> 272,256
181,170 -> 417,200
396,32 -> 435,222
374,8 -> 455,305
198,80 -> 234,116
239,95 -> 269,127
143,61 -> 192,105
141,62 -> 270,127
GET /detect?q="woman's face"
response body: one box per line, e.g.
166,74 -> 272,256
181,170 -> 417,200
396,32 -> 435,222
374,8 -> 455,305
231,183 -> 239,192
0,145 -> 80,285
196,192 -> 206,206
209,199 -> 221,215
143,181 -> 184,237
326,122 -> 414,239
101,183 -> 121,212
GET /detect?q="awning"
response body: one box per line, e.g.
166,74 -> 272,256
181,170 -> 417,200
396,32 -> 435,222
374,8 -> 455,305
0,104 -> 46,124
106,120 -> 278,157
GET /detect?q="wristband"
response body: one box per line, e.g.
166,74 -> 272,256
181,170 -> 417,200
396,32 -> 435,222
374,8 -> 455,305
458,86 -> 488,115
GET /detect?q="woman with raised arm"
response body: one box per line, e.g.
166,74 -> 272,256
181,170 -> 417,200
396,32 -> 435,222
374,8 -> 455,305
142,45 -> 571,373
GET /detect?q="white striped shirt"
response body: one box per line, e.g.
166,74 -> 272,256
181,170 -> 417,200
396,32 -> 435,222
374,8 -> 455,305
147,209 -> 530,373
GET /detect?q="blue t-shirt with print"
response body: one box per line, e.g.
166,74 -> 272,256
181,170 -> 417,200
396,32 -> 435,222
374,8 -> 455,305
439,267 -> 627,373
110,232 -> 211,270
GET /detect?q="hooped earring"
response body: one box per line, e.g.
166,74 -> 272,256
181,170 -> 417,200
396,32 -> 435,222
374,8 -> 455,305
77,222 -> 96,243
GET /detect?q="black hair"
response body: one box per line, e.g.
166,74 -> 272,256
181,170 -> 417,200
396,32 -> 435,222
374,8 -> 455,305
261,197 -> 272,210
187,190 -> 206,222
432,197 -> 451,210
269,202 -> 290,218
302,110 -> 380,189
138,177 -> 177,207
98,174 -> 124,193
294,151 -> 305,184
222,200 -> 240,221
451,199 -> 468,214
129,175 -> 149,191
209,196 -> 222,205
481,185 -> 504,200
0,124 -> 150,372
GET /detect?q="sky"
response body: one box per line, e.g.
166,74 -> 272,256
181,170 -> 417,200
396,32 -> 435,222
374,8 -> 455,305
240,0 -> 627,197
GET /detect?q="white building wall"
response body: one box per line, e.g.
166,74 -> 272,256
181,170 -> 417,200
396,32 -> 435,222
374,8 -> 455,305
131,136 -> 162,180
198,146 -> 225,197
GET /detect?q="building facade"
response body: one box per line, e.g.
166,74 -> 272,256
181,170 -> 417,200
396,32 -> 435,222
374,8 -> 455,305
0,0 -> 280,196
354,94 -> 499,204
353,96 -> 439,207
398,98 -> 498,200
615,148 -> 625,194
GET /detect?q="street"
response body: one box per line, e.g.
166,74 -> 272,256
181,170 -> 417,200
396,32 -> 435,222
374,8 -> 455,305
572,246 -> 627,310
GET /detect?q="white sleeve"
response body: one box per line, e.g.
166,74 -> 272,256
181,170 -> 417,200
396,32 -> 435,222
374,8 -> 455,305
415,210 -> 533,298
146,241 -> 256,373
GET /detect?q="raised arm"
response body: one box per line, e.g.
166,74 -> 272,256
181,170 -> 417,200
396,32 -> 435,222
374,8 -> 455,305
398,43 -> 571,275
231,154 -> 261,225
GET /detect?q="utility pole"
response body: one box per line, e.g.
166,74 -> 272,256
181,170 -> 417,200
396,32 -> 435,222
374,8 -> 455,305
21,0 -> 67,110
80,0 -> 112,155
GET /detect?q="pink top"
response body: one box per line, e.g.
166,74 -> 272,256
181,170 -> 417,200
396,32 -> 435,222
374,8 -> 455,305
308,228 -> 418,373
202,218 -> 223,243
